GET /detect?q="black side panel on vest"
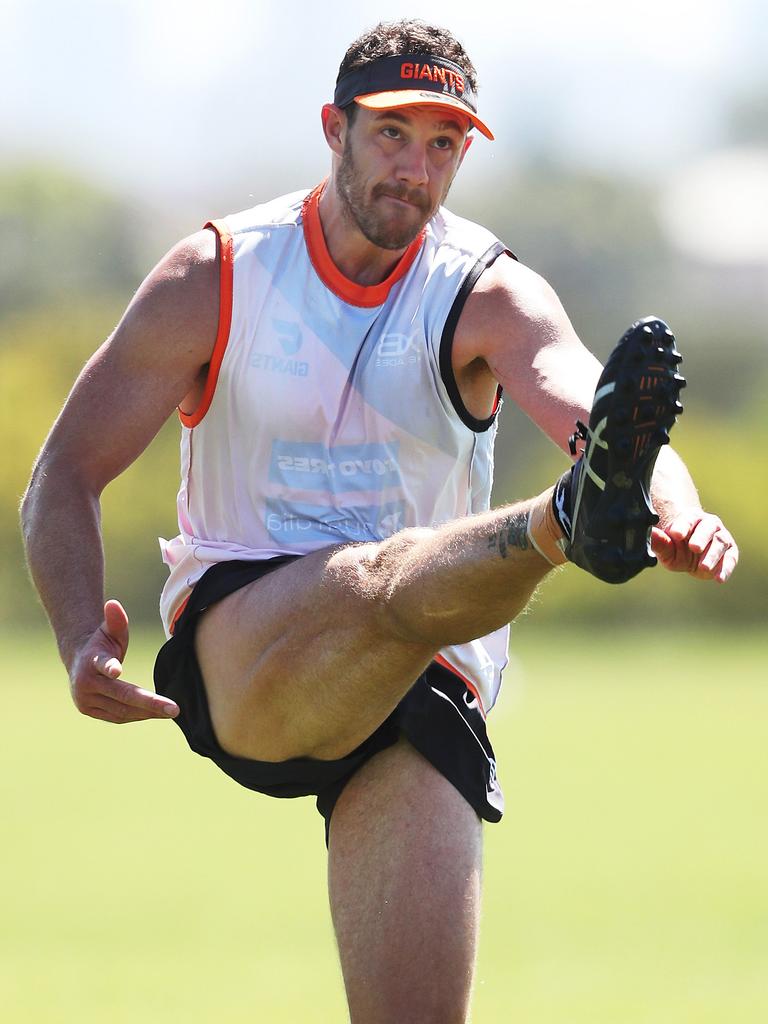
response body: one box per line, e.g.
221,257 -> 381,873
439,242 -> 516,433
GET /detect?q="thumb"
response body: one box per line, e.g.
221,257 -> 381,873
650,526 -> 675,563
103,598 -> 130,652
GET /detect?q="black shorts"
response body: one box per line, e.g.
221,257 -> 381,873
154,558 -> 504,842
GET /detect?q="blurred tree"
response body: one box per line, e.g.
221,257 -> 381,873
0,165 -> 147,323
466,163 -> 677,354
1,299 -> 180,626
727,85 -> 768,144
0,164 -> 175,626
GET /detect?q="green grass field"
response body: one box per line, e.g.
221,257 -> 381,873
2,625 -> 766,1023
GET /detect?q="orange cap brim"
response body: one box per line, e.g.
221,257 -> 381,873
355,90 -> 494,141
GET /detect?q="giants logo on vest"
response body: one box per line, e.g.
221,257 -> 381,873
250,319 -> 309,377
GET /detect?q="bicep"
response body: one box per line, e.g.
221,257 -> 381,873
498,324 -> 603,453
38,231 -> 219,492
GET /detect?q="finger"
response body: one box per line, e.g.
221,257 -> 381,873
716,546 -> 739,583
687,517 -> 723,554
84,702 -> 153,724
676,545 -> 700,575
651,528 -> 699,573
92,651 -> 124,680
81,706 -> 128,724
96,676 -> 179,718
103,598 -> 130,651
86,694 -> 178,724
698,532 -> 731,573
651,527 -> 675,562
666,510 -> 702,543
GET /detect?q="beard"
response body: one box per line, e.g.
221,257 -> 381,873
335,136 -> 444,251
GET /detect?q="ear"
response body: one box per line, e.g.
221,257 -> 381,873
458,133 -> 474,167
322,103 -> 347,157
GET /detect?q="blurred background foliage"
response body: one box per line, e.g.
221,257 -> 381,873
1,152 -> 763,630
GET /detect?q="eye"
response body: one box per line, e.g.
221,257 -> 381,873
432,136 -> 456,151
381,126 -> 402,140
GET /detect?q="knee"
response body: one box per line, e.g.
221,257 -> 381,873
329,528 -> 436,640
328,528 -> 432,598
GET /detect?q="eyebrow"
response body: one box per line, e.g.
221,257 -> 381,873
373,110 -> 466,134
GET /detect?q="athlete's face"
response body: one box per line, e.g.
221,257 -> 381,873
335,105 -> 471,250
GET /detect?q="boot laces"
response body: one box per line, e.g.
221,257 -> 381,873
568,420 -> 589,457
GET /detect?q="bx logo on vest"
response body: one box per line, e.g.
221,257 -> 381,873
376,333 -> 421,368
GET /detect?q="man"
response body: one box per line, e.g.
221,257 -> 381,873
22,18 -> 737,1024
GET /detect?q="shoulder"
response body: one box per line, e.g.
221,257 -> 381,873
114,228 -> 223,374
428,205 -> 503,259
224,189 -> 311,236
154,228 -> 218,288
466,253 -> 561,318
128,227 -> 218,316
132,190 -> 313,365
456,252 -> 572,358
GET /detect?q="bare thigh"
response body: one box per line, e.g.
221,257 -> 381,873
194,543 -> 438,763
194,503 -> 548,763
328,737 -> 483,1024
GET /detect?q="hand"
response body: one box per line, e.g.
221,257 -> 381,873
651,509 -> 738,583
68,599 -> 180,723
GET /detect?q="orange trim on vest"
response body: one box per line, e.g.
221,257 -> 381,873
434,653 -> 486,718
179,220 -> 234,428
169,594 -> 190,635
301,182 -> 425,308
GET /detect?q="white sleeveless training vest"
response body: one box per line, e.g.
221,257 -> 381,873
159,183 -> 511,714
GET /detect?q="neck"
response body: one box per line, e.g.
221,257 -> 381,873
317,176 -> 409,286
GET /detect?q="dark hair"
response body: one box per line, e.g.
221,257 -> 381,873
337,18 -> 479,123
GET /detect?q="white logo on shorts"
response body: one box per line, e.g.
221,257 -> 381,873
463,690 -> 480,712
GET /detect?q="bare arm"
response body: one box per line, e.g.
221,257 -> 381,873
452,255 -> 738,582
21,228 -> 220,720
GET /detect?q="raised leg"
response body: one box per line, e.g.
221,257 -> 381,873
327,737 -> 483,1024
194,495 -> 555,762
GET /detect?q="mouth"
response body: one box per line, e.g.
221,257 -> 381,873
379,192 -> 427,212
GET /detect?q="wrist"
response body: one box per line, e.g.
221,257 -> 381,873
57,627 -> 99,675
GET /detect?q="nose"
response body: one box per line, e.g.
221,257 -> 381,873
395,141 -> 429,187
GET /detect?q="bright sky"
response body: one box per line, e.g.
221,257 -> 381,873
1,0 -> 766,260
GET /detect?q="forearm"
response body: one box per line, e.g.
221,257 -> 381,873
21,458 -> 107,671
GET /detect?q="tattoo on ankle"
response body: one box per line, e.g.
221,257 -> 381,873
487,513 -> 529,558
